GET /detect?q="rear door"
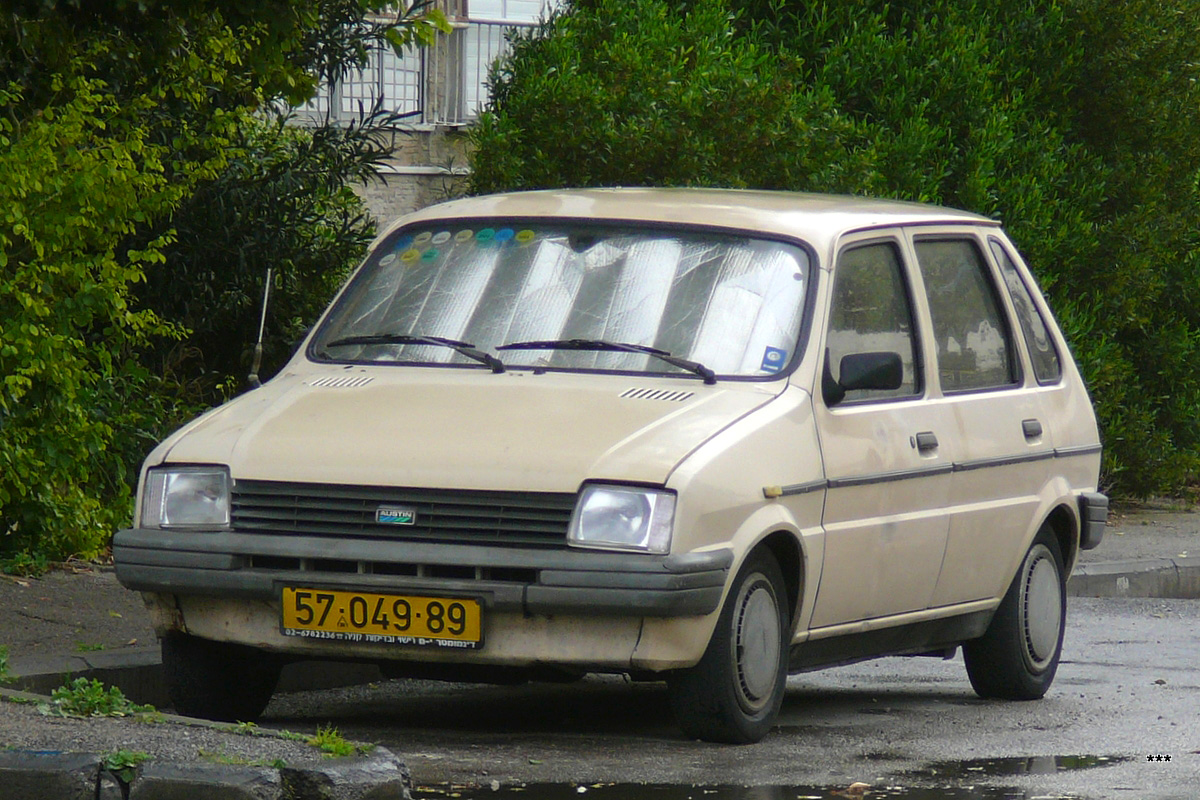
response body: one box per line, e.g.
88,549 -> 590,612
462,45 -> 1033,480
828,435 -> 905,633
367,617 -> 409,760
908,231 -> 1058,606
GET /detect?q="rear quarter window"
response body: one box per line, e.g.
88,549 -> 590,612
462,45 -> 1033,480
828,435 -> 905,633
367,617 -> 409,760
988,239 -> 1062,385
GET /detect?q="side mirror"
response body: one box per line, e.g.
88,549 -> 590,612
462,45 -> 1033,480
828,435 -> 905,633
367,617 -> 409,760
823,351 -> 903,406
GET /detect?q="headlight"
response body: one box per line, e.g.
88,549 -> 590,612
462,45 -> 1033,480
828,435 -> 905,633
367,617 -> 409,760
141,466 -> 231,529
568,485 -> 676,554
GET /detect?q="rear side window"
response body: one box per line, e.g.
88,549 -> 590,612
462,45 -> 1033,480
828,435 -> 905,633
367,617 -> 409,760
914,238 -> 1018,393
826,242 -> 921,402
989,240 -> 1062,384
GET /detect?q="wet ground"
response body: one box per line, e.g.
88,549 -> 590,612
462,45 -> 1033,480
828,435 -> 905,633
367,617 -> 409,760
412,756 -> 1132,800
265,597 -> 1199,800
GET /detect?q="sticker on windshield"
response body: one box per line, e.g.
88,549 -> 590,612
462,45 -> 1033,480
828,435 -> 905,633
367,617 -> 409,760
495,228 -> 515,243
432,231 -> 451,245
379,253 -> 397,267
400,248 -> 421,264
455,229 -> 474,243
414,231 -> 433,245
476,228 -> 495,243
421,248 -> 440,262
516,229 -> 536,244
760,346 -> 788,373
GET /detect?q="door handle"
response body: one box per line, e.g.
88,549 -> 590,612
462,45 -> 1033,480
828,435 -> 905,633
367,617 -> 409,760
914,431 -> 939,452
1022,418 -> 1043,439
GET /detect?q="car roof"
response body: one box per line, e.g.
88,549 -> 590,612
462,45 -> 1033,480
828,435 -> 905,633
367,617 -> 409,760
394,188 -> 998,253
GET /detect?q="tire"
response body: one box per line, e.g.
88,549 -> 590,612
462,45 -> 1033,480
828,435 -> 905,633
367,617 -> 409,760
963,527 -> 1066,700
667,549 -> 790,743
161,633 -> 281,722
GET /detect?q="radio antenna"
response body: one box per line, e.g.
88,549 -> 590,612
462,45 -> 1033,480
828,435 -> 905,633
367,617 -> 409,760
248,267 -> 272,389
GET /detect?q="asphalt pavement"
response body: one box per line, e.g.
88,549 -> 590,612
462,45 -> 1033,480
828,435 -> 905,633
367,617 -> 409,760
1,502 -> 1197,799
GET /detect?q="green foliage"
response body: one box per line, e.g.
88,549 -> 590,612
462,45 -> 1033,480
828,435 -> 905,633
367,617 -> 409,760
0,645 -> 12,684
0,72 -> 188,560
1,1 -> 431,561
0,552 -> 49,577
42,677 -> 155,718
309,724 -> 362,757
103,749 -> 150,785
472,0 -> 1200,496
132,110 -> 388,402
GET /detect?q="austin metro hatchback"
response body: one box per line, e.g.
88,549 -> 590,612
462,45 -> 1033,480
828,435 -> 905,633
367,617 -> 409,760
114,188 -> 1106,743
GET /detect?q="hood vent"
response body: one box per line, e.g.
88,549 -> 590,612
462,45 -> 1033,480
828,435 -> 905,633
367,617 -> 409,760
620,387 -> 695,403
308,376 -> 375,389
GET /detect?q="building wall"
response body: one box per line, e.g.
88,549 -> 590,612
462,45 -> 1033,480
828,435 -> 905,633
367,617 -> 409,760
355,127 -> 474,229
342,1 -> 561,228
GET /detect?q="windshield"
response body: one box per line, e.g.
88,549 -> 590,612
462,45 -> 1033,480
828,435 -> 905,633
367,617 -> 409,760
311,222 -> 812,379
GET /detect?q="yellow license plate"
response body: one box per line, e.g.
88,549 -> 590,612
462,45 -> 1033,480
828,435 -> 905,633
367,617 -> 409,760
281,587 -> 482,649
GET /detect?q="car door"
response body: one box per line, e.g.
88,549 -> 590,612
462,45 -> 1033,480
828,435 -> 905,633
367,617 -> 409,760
809,233 -> 955,629
908,231 -> 1059,607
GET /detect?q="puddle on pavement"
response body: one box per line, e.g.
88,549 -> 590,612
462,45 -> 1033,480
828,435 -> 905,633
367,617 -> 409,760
413,779 -> 1104,799
413,753 -> 1130,799
911,754 -> 1130,779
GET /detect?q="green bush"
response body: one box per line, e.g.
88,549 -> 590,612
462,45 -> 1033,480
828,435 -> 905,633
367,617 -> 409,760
1,2 -> 438,562
472,0 -> 1200,496
0,74 -> 186,560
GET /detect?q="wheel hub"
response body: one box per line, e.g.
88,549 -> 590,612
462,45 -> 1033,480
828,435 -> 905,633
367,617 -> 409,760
735,583 -> 781,706
1022,548 -> 1063,667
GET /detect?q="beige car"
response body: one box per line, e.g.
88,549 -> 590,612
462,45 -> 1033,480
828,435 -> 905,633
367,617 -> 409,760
114,188 -> 1106,743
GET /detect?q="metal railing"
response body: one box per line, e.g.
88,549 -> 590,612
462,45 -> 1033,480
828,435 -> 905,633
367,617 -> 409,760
299,19 -> 536,126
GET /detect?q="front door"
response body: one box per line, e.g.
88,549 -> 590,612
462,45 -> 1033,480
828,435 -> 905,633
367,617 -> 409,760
809,234 -> 955,629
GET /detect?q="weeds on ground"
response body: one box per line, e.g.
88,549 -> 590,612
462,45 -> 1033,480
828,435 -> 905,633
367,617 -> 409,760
0,645 -> 12,684
40,677 -> 154,718
229,720 -> 371,758
0,552 -> 48,577
199,746 -> 288,769
75,642 -> 106,652
309,724 -> 358,757
221,720 -> 262,736
103,749 -> 150,783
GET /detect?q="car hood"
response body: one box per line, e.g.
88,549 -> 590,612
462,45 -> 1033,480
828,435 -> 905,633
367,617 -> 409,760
159,369 -> 783,492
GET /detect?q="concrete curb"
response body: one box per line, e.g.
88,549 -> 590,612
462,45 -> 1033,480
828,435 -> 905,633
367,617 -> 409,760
0,746 -> 411,800
1068,556 -> 1200,600
10,652 -> 385,709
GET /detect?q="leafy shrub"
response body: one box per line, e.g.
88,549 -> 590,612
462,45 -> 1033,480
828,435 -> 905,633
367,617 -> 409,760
43,677 -> 155,718
0,74 -> 186,560
0,2 -> 428,562
472,0 -> 1200,496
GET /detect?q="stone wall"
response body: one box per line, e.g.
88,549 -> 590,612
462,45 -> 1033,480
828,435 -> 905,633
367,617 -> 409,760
355,126 -> 474,230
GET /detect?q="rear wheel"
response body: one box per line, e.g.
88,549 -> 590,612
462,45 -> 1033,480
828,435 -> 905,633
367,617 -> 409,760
963,528 -> 1066,699
161,633 -> 281,722
668,549 -> 790,743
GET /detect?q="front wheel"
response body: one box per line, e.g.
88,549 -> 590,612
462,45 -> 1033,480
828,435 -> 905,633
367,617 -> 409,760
963,528 -> 1066,699
161,633 -> 281,722
668,549 -> 790,743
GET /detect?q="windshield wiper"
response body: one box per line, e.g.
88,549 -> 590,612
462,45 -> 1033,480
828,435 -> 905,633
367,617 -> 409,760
497,338 -> 716,384
321,334 -> 505,373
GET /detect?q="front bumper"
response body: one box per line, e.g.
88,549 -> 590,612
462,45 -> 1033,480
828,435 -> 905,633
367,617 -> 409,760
113,528 -> 732,617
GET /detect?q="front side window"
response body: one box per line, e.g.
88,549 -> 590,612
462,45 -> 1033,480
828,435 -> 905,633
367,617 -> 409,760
311,223 -> 812,379
825,241 -> 921,402
914,238 -> 1018,392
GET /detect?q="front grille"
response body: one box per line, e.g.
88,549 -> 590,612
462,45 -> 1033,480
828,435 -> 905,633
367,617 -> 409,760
232,480 -> 575,548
